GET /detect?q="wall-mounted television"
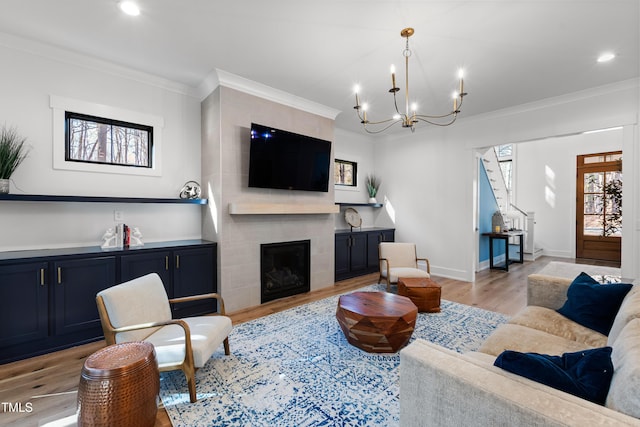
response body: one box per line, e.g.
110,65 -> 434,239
248,123 -> 331,192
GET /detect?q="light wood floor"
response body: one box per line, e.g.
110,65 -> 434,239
0,256 -> 619,426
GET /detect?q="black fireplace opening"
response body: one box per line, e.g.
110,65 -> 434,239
260,240 -> 310,303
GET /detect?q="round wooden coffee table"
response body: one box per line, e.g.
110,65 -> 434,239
336,291 -> 418,353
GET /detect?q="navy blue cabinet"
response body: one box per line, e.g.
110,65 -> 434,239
172,247 -> 217,317
120,245 -> 217,318
0,262 -> 49,348
0,240 -> 216,364
120,250 -> 173,296
334,234 -> 352,279
53,256 -> 116,337
335,228 -> 394,281
335,232 -> 368,280
366,229 -> 395,270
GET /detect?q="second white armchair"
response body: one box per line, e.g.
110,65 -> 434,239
379,242 -> 431,292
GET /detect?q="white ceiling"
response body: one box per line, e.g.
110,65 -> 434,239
1,1 -> 638,134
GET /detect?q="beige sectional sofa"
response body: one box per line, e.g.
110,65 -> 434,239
400,265 -> 640,426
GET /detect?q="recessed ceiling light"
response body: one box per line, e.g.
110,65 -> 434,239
597,52 -> 616,63
119,1 -> 140,16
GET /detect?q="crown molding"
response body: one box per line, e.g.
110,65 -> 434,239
198,69 -> 341,120
0,31 -> 199,98
464,78 -> 639,124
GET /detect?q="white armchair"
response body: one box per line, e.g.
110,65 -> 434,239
379,242 -> 431,292
96,273 -> 232,403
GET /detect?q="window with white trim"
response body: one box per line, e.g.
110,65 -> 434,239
50,95 -> 164,177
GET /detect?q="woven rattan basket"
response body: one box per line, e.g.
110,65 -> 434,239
77,341 -> 159,427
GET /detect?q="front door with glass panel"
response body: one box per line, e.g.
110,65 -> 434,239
576,151 -> 622,262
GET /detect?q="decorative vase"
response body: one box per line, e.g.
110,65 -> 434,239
0,179 -> 9,194
368,197 -> 377,204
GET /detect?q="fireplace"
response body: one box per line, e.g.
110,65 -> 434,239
260,240 -> 310,303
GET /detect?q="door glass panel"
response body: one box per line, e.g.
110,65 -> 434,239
583,155 -> 605,164
584,214 -> 604,236
583,194 -> 602,214
584,172 -> 603,192
605,215 -> 622,236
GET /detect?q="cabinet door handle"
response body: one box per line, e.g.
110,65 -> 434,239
165,256 -> 169,271
176,255 -> 180,269
57,267 -> 62,284
40,268 -> 46,286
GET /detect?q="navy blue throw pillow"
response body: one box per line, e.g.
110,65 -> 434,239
557,272 -> 632,335
494,347 -> 613,405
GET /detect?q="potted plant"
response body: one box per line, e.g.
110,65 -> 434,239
366,174 -> 381,204
0,125 -> 29,194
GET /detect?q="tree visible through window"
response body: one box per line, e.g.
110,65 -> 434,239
65,112 -> 153,168
335,159 -> 357,186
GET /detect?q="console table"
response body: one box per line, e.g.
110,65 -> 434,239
482,231 -> 524,271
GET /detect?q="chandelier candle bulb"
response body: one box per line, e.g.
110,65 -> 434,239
391,65 -> 397,89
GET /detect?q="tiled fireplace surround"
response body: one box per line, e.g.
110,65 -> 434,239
201,86 -> 336,313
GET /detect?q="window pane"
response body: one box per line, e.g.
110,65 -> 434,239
584,194 -> 603,214
66,113 -> 152,168
583,214 -> 603,236
497,144 -> 512,158
605,215 -> 622,236
606,171 -> 622,185
334,160 -> 356,186
583,155 -> 605,164
584,172 -> 603,192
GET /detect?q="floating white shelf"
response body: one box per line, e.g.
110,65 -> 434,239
228,203 -> 339,215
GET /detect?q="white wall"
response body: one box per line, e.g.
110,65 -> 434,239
0,36 -> 203,251
515,129 -> 623,258
333,128 -> 391,230
374,125 -> 473,280
373,79 -> 639,282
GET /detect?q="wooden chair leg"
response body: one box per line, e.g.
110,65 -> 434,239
184,366 -> 197,403
223,337 -> 230,355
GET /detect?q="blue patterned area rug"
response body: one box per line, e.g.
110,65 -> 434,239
160,284 -> 509,427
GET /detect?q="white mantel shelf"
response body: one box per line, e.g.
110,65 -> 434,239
228,203 -> 339,215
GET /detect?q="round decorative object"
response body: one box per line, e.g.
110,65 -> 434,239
77,342 -> 159,427
345,207 -> 362,228
179,180 -> 201,199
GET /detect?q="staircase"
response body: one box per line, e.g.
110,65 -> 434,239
481,147 -> 543,261
481,148 -> 509,216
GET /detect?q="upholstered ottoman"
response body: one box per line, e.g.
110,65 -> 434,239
398,277 -> 441,313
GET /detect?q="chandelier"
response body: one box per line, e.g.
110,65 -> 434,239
353,27 -> 467,134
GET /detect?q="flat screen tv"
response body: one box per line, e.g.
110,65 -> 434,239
248,123 -> 331,192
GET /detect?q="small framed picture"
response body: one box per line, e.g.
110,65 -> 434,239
335,159 -> 357,186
